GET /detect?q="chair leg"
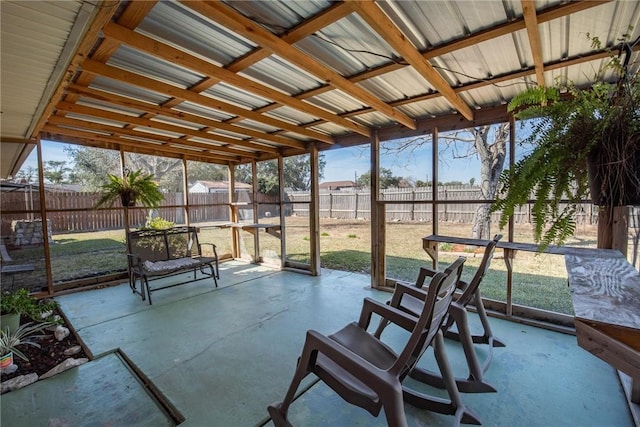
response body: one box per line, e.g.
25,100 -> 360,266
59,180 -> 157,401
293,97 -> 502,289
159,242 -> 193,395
268,343 -> 316,426
210,264 -> 218,287
410,304 -> 497,393
382,386 -> 409,427
403,331 -> 482,426
144,277 -> 152,305
444,290 -> 505,373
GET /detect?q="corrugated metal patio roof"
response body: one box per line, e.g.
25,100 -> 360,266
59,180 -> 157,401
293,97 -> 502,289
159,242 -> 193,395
1,0 -> 639,176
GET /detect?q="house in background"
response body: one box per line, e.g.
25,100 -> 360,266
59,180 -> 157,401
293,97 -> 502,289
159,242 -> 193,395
319,181 -> 356,191
188,181 -> 252,193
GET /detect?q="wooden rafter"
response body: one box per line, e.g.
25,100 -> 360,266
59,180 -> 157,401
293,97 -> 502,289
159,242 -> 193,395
78,59 -> 331,144
162,2 -> 354,112
182,0 -> 417,130
29,0 -> 122,138
64,84 -> 305,149
23,0 -> 614,167
46,114 -> 260,157
287,1 -> 609,101
521,0 -> 545,87
41,130 -> 241,164
54,101 -> 279,154
349,1 -> 474,121
102,23 -> 369,138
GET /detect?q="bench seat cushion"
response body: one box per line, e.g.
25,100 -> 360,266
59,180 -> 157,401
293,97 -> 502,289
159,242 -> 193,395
143,257 -> 202,274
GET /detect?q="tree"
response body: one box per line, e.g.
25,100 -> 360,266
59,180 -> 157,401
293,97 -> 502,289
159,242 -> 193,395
235,155 -> 326,195
461,124 -> 508,239
66,147 -> 183,192
383,123 -> 509,239
14,166 -> 38,183
43,160 -> 72,184
357,167 -> 403,189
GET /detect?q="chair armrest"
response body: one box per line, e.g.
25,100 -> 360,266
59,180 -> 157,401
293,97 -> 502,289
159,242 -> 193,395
389,282 -> 429,308
126,253 -> 144,272
457,279 -> 469,290
415,267 -> 438,288
303,330 -> 396,386
198,242 -> 218,257
358,297 -> 418,333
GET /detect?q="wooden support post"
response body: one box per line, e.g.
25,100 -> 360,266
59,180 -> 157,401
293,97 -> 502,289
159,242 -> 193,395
36,138 -> 54,295
119,149 -> 130,234
507,115 -> 516,317
278,156 -> 287,270
370,131 -> 386,288
182,157 -> 189,227
309,146 -> 321,275
251,161 -> 260,262
228,165 -> 240,258
431,127 -> 439,269
598,206 -> 629,258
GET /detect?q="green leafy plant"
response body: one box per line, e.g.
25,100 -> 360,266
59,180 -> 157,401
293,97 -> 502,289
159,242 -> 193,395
145,216 -> 175,230
0,322 -> 50,361
95,169 -> 164,208
0,289 -> 58,321
491,33 -> 640,249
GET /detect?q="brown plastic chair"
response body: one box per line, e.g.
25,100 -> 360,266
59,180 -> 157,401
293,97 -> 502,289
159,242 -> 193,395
268,257 -> 481,427
376,234 -> 504,393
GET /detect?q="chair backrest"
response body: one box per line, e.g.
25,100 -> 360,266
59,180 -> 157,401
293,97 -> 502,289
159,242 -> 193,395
455,234 -> 502,307
389,256 -> 466,377
127,226 -> 200,266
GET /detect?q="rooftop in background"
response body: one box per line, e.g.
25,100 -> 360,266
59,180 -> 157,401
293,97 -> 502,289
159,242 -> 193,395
2,1 -> 639,177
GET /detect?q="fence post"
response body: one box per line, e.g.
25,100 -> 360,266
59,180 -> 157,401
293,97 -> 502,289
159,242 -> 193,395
329,192 -> 333,218
354,192 -> 358,219
411,189 -> 415,221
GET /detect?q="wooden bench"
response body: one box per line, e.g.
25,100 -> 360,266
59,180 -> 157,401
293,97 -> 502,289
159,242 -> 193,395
127,226 -> 219,304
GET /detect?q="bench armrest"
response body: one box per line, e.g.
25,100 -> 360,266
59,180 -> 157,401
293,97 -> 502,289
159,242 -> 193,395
198,242 -> 218,258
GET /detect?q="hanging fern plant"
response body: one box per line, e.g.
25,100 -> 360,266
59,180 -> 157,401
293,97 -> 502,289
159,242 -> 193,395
95,169 -> 165,209
491,33 -> 640,249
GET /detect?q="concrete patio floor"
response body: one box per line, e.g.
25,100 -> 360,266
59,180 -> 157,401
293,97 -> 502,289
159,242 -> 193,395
1,261 -> 633,426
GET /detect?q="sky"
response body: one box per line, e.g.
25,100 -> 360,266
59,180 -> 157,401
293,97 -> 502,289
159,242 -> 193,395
23,137 -> 483,185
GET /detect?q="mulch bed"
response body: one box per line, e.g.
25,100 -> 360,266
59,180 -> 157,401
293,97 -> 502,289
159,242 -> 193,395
1,309 -> 89,382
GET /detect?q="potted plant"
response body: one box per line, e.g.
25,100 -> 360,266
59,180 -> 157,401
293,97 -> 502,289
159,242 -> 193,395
491,34 -> 640,249
0,322 -> 50,368
1,289 -> 59,334
95,169 -> 165,208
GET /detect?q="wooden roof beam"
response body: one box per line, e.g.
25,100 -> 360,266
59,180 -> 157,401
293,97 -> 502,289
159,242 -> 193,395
350,1 -> 474,121
521,0 -> 545,87
29,1 -> 122,138
161,2 -> 354,107
78,59 -> 331,144
54,101 -> 276,154
46,115 -> 256,158
42,129 -> 242,164
65,84 -> 306,149
183,1 -> 416,130
102,23 -> 369,138
289,1 -> 610,101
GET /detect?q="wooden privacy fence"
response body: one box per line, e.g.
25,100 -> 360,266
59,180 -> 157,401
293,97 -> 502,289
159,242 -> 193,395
1,186 -> 599,234
1,191 -> 282,233
286,186 -> 599,225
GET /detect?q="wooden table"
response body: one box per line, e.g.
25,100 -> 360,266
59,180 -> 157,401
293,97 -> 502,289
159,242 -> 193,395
422,234 -> 618,316
565,251 -> 640,402
203,222 -> 281,262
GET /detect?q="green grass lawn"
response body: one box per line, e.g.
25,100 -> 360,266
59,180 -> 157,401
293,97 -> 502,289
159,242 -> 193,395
3,216 -> 615,316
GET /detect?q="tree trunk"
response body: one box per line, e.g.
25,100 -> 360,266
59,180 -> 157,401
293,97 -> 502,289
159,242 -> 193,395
470,124 -> 508,239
